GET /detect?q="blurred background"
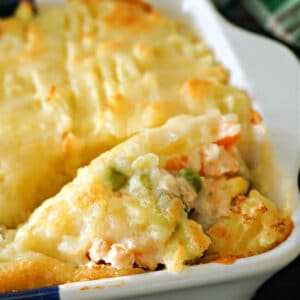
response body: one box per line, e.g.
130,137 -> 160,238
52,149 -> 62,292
213,0 -> 300,59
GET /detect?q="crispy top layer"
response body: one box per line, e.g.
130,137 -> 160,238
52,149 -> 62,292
0,0 -> 231,227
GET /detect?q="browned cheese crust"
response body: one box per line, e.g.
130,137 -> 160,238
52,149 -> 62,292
0,253 -> 143,293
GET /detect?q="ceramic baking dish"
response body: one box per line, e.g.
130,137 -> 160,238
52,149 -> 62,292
1,0 -> 299,299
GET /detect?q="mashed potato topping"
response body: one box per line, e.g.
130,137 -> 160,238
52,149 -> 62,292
0,0 -> 231,227
0,0 -> 293,293
0,112 -> 292,292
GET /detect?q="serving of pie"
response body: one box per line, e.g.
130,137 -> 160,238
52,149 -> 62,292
0,0 -> 294,293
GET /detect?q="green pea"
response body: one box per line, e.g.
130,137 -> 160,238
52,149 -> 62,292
178,168 -> 202,193
107,168 -> 128,191
140,173 -> 152,189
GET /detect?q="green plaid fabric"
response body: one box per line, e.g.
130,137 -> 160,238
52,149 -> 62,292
213,0 -> 300,49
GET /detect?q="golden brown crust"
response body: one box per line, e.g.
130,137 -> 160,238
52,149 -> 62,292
202,220 -> 293,264
103,1 -> 158,30
0,253 -> 143,293
69,0 -> 152,11
73,264 -> 144,282
0,255 -> 74,293
206,190 -> 294,259
107,0 -> 152,12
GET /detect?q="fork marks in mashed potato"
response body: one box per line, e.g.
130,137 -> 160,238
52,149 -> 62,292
0,0 -> 232,227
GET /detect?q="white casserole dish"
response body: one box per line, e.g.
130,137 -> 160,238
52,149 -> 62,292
4,0 -> 300,299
